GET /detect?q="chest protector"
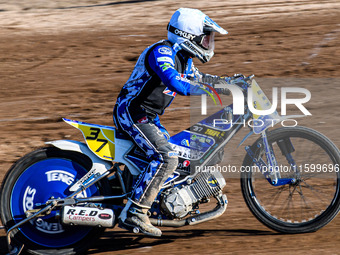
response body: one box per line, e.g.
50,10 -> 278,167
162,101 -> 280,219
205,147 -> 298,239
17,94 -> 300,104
140,41 -> 188,115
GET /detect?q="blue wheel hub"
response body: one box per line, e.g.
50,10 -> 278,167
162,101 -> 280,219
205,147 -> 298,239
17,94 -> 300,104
11,158 -> 100,248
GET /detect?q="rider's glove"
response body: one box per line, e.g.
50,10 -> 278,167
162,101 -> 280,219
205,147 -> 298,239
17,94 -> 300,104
200,74 -> 222,86
213,79 -> 230,95
199,74 -> 230,95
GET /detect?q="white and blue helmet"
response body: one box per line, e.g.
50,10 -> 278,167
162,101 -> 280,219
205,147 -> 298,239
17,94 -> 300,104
167,8 -> 228,63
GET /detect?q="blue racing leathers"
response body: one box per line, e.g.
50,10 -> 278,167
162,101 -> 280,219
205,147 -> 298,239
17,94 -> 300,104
113,40 -> 219,208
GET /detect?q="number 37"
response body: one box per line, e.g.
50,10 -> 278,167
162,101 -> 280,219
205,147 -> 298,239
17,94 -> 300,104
86,127 -> 108,152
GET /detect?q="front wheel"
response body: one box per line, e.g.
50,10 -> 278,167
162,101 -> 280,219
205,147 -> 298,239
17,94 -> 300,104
0,147 -> 110,254
241,126 -> 340,233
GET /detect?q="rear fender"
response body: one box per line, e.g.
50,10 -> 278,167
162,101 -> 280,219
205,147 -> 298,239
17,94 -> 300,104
46,140 -> 113,175
46,140 -> 114,192
47,139 -> 141,178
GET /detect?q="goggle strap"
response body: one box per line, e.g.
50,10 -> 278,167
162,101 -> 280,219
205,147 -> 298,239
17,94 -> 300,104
167,23 -> 204,44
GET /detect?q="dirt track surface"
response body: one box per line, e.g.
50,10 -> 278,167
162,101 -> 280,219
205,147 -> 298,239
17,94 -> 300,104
0,0 -> 340,254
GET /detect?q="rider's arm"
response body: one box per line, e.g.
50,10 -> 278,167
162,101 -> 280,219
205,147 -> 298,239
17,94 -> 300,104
147,45 -> 209,96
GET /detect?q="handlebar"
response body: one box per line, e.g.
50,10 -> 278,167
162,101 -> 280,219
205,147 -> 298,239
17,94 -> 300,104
245,74 -> 255,82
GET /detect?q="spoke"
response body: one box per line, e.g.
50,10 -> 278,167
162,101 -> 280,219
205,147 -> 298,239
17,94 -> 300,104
301,172 -> 322,180
277,184 -> 297,221
265,185 -> 289,213
297,183 -> 317,220
300,180 -> 333,207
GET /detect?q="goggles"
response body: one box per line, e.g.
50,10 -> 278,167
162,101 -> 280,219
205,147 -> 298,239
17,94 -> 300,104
167,24 -> 215,50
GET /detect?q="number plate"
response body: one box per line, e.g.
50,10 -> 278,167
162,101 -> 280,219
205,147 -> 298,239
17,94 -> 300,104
64,119 -> 116,160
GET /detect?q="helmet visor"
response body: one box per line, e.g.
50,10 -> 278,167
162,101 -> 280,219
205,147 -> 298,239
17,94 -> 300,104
201,32 -> 215,50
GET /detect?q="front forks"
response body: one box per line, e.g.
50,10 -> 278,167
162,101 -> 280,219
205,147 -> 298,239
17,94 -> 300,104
261,131 -> 281,184
245,131 -> 296,186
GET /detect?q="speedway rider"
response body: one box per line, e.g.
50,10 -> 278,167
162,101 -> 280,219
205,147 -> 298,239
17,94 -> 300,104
114,8 -> 232,236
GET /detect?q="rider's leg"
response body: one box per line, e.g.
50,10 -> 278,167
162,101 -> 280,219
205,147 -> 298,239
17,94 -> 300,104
121,123 -> 178,236
131,122 -> 178,207
114,109 -> 178,236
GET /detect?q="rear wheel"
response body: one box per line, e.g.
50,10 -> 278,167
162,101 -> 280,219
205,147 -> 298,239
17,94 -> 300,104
241,126 -> 340,233
0,147 -> 110,254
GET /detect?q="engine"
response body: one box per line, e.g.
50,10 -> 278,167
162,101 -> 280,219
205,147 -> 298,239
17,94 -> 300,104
161,169 -> 226,219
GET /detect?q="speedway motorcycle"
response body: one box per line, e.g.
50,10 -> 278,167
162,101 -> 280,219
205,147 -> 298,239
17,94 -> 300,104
1,76 -> 340,255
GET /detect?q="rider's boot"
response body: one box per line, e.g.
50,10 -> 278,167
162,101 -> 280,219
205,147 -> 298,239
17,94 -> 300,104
119,200 -> 162,237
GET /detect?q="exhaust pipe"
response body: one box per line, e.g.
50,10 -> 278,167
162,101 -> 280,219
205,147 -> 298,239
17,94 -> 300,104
150,194 -> 227,227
